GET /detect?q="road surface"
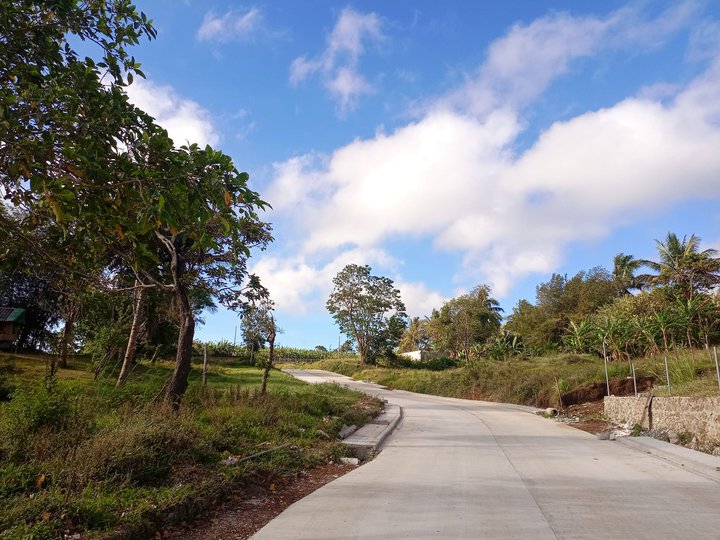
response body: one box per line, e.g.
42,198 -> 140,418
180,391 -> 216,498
252,370 -> 720,539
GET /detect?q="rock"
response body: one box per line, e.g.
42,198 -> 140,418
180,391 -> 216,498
338,424 -> 358,439
667,430 -> 679,445
597,431 -> 611,440
340,457 -> 359,465
712,446 -> 720,457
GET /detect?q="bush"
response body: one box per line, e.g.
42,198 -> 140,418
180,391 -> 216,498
0,380 -> 80,460
421,357 -> 458,371
69,414 -> 208,486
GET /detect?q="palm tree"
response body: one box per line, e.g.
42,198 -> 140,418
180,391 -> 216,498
642,233 -> 720,300
399,316 -> 429,353
612,252 -> 645,295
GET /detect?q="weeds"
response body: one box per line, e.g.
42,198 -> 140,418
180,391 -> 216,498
0,355 -> 380,538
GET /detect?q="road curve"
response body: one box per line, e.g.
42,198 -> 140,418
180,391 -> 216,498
252,370 -> 720,539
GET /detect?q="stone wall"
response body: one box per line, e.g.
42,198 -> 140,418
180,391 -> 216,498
604,395 -> 720,446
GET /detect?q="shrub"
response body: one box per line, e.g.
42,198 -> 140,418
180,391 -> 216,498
68,414 -> 208,486
0,380 -> 79,460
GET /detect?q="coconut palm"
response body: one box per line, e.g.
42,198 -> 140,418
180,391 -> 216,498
612,252 -> 646,295
642,233 -> 720,300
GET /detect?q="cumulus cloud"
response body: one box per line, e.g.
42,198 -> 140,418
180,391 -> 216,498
262,3 -> 720,305
289,8 -> 384,113
395,281 -> 448,318
444,2 -> 696,117
125,79 -> 219,147
197,7 -> 264,42
251,246 -> 446,317
250,247 -> 399,314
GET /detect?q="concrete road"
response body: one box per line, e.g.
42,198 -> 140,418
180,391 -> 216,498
253,370 -> 720,539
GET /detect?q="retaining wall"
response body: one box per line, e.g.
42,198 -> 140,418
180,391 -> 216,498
604,395 -> 720,445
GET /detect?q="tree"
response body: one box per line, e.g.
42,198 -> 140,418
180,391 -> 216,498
326,264 -> 407,365
434,285 -> 502,361
506,268 -> 617,353
1,1 -> 157,231
241,296 -> 277,395
399,317 -> 430,353
141,145 -> 271,409
1,2 -> 272,408
643,233 -> 720,300
612,252 -> 645,295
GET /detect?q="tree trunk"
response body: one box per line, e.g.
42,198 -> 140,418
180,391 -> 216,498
261,322 -> 275,395
164,246 -> 195,411
59,305 -> 78,369
116,282 -> 144,388
165,287 -> 195,411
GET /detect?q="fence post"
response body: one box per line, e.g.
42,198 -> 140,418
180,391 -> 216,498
202,343 -> 208,387
603,338 -> 610,396
631,362 -> 637,397
664,355 -> 671,395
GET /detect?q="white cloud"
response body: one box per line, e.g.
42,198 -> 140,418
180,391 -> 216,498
395,281 -> 447,318
251,247 -> 399,314
444,3 -> 696,117
125,79 -> 219,147
252,247 -> 446,318
289,8 -> 384,112
197,8 -> 264,42
265,4 -> 720,303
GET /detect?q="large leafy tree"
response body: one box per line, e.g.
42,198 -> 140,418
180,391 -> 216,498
327,264 -> 407,365
427,285 -> 502,361
0,0 -> 157,226
2,2 -> 273,409
506,268 -> 617,353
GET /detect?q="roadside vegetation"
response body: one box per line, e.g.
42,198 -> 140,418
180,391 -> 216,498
0,353 -> 380,539
299,346 -> 720,408
311,233 -> 720,409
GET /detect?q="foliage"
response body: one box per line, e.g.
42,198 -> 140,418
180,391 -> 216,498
0,354 -> 380,538
326,264 -> 407,364
426,285 -> 502,361
1,1 -> 273,408
398,317 -> 430,353
506,267 -> 620,354
642,233 -> 720,301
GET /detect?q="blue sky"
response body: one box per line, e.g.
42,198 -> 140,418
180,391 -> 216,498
126,1 -> 720,348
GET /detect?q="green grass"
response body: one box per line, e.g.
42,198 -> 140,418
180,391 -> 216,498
0,354 -> 381,539
300,348 -> 720,407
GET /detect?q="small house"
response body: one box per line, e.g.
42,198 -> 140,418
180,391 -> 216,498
0,307 -> 26,349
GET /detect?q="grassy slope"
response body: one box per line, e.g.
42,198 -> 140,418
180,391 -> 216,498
301,348 -> 720,408
0,353 -> 381,540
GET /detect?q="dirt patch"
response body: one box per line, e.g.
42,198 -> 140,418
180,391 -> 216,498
561,376 -> 655,407
168,463 -> 357,540
561,401 -> 616,434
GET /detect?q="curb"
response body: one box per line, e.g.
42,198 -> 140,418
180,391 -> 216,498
343,402 -> 403,460
615,436 -> 720,483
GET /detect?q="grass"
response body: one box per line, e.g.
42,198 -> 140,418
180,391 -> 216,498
294,347 -> 720,407
0,353 -> 381,539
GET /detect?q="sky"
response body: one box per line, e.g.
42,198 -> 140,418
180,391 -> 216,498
125,0 -> 720,349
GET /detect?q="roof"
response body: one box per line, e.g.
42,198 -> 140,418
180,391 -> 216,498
0,307 -> 26,325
